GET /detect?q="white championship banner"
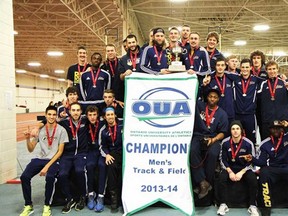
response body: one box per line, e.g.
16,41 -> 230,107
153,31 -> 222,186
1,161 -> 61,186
122,73 -> 198,216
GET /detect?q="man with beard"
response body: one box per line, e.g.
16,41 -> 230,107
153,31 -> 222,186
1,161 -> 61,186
101,44 -> 119,90
205,31 -> 224,72
39,102 -> 89,213
99,107 -> 123,213
140,27 -> 170,75
180,24 -> 191,50
117,34 -> 143,101
241,120 -> 288,216
79,52 -> 111,111
190,89 -> 228,199
67,46 -> 91,101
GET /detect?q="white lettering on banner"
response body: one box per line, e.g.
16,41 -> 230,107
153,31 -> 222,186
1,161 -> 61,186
122,73 -> 198,216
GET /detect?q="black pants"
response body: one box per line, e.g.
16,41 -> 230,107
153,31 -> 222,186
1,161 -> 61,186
107,151 -> 122,198
218,169 -> 258,206
258,166 -> 288,208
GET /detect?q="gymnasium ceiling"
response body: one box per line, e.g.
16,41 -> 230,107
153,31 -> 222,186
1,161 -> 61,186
13,0 -> 288,79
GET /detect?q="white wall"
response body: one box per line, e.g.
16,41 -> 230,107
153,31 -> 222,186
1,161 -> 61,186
16,73 -> 67,113
0,0 -> 17,183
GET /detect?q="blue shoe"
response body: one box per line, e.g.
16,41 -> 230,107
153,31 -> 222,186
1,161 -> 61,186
94,196 -> 104,212
87,193 -> 96,210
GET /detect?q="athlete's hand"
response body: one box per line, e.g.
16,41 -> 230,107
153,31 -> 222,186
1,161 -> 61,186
187,69 -> 196,75
159,69 -> 170,75
239,154 -> 252,162
106,154 -> 115,165
203,75 -> 211,86
40,166 -> 48,176
24,126 -> 31,139
235,170 -> 244,181
229,171 -> 237,182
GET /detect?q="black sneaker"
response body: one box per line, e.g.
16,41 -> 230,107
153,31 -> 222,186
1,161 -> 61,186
62,199 -> 76,214
75,196 -> 86,211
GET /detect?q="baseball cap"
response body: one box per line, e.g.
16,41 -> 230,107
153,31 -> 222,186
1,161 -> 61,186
153,27 -> 165,35
269,120 -> 284,128
207,88 -> 221,98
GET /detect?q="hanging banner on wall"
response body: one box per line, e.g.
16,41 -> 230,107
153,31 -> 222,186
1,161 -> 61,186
122,73 -> 198,216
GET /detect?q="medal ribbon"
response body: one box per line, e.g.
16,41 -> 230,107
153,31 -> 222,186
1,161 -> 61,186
69,119 -> 82,140
267,77 -> 278,99
252,67 -> 260,76
270,132 -> 283,154
189,49 -> 195,67
78,63 -> 87,73
215,75 -> 226,95
229,138 -> 243,160
205,105 -> 218,128
209,49 -> 216,59
108,59 -> 117,76
108,123 -> 117,145
153,46 -> 163,65
241,76 -> 251,95
129,52 -> 137,70
46,124 -> 57,147
90,67 -> 101,87
89,121 -> 99,143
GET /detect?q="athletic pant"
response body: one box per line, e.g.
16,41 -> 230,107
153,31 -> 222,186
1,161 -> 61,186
86,148 -> 106,194
20,158 -> 59,205
219,169 -> 258,205
107,151 -> 122,196
58,154 -> 87,200
190,136 -> 221,185
258,166 -> 288,208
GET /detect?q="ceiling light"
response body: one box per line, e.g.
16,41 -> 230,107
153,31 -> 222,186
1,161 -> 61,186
57,78 -> 66,82
40,74 -> 49,78
253,25 -> 270,31
170,0 -> 188,2
47,51 -> 63,56
28,62 -> 41,66
16,69 -> 26,73
222,52 -> 232,57
234,40 -> 246,46
274,51 -> 286,56
54,69 -> 65,74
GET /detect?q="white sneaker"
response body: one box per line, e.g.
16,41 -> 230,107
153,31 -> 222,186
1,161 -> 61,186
217,203 -> 229,215
248,205 -> 259,216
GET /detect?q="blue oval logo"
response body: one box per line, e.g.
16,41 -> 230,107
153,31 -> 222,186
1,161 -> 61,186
132,87 -> 192,128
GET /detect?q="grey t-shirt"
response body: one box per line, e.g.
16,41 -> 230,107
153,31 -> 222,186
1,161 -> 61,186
36,124 -> 69,160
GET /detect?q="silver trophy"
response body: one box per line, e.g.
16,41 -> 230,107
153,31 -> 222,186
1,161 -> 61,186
168,45 -> 186,72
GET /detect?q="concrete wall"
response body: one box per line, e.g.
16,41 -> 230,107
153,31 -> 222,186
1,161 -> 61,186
0,0 -> 17,183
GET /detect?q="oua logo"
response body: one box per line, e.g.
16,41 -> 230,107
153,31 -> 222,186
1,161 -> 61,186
131,87 -> 192,128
